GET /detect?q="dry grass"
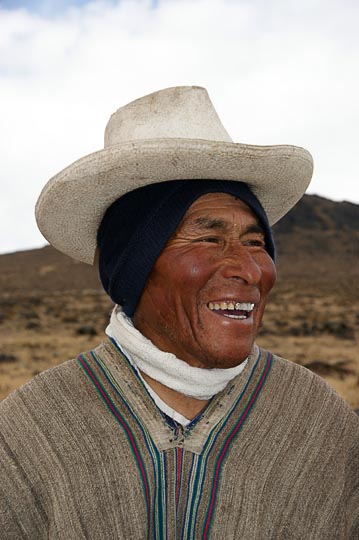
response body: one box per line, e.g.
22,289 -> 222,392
0,287 -> 358,407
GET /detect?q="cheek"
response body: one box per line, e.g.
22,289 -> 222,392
187,257 -> 211,285
260,258 -> 277,294
188,259 -> 200,274
159,250 -> 213,286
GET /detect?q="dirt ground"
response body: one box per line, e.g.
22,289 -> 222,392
0,288 -> 358,408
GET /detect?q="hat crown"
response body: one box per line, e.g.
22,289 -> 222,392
104,86 -> 233,147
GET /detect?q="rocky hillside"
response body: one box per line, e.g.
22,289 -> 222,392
0,194 -> 358,296
0,194 -> 358,406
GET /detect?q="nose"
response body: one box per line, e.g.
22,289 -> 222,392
217,245 -> 262,285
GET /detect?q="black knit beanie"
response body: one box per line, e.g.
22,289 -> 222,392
97,179 -> 275,317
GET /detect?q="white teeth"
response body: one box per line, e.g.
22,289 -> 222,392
208,302 -> 255,312
235,302 -> 254,311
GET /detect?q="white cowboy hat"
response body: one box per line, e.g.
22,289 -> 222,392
35,85 -> 313,264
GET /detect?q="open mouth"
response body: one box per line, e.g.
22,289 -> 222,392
207,301 -> 255,320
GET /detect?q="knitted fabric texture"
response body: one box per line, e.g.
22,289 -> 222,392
97,179 -> 276,317
1,340 -> 358,539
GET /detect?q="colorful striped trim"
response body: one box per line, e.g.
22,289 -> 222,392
179,348 -> 265,539
202,351 -> 273,539
78,351 -> 169,540
175,448 -> 184,512
77,354 -> 153,537
77,346 -> 273,539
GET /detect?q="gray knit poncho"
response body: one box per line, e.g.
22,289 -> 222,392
0,340 -> 358,539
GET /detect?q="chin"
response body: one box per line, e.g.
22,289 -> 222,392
200,346 -> 253,370
195,331 -> 256,369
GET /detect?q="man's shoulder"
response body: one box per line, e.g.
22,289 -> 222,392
1,356 -> 80,412
0,341 -> 113,433
264,347 -> 359,427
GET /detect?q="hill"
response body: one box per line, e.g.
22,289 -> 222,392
0,194 -> 358,406
0,194 -> 358,295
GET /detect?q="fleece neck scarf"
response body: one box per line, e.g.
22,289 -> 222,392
105,305 -> 248,400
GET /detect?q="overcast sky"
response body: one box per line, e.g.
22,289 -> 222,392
1,0 -> 358,255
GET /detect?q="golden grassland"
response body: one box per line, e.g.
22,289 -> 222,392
0,286 -> 358,408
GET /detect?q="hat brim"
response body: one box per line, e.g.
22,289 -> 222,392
35,138 -> 313,264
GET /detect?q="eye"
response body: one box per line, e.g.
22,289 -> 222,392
194,237 -> 220,244
243,238 -> 266,248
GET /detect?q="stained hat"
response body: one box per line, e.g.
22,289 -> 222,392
35,85 -> 313,264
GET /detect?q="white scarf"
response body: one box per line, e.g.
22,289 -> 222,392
105,306 -> 248,400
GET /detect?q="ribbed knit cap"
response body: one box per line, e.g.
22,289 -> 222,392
97,180 -> 275,317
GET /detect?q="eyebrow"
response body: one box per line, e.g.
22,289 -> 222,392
193,217 -> 229,230
192,216 -> 264,236
243,224 -> 265,236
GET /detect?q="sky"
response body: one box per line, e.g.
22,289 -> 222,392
0,0 -> 358,255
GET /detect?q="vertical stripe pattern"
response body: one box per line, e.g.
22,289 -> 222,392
77,348 -> 273,539
202,352 -> 273,538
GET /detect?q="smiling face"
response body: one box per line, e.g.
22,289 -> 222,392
133,193 -> 277,369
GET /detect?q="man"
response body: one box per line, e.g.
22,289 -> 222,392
0,86 -> 358,539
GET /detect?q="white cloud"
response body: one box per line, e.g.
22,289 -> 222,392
0,0 -> 358,254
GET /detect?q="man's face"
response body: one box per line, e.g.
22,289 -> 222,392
134,193 -> 276,369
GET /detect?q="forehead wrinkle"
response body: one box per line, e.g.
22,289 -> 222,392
189,216 -> 265,235
191,216 -> 229,231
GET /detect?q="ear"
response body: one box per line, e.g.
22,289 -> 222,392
94,247 -> 100,265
